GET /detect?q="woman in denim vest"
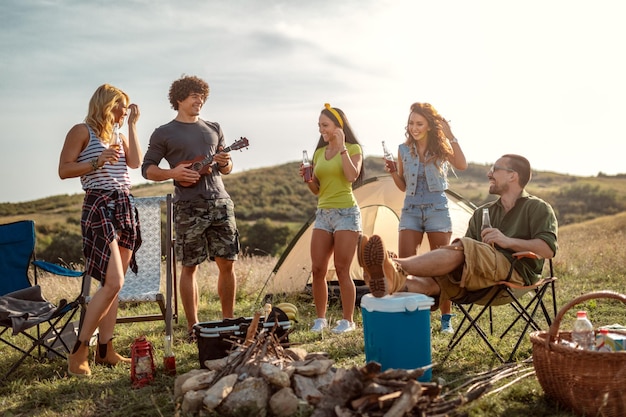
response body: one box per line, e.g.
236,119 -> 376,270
387,102 -> 467,333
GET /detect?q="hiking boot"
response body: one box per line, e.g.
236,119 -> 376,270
331,319 -> 356,334
68,341 -> 91,378
357,234 -> 370,286
389,261 -> 408,294
362,235 -> 389,297
94,338 -> 131,366
363,235 -> 408,297
440,314 -> 455,334
310,318 -> 328,333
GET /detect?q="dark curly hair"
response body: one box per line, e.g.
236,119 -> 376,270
168,75 -> 209,110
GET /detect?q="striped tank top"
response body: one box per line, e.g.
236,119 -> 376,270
78,124 -> 131,191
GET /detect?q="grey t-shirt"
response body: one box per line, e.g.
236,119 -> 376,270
142,119 -> 230,202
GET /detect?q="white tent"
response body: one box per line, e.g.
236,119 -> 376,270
262,175 -> 475,295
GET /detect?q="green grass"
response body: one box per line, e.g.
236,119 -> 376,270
2,213 -> 626,416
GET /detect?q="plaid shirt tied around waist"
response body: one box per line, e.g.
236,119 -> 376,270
81,189 -> 142,282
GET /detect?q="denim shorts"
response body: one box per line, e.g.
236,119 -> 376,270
313,206 -> 362,233
399,202 -> 452,233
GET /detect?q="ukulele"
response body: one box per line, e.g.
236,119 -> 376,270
176,137 -> 249,187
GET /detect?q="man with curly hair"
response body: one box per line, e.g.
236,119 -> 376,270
142,75 -> 239,341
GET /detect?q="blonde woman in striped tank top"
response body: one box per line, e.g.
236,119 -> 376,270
58,84 -> 142,377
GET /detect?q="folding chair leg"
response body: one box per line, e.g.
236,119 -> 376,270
444,288 -> 511,363
444,302 -> 506,363
499,289 -> 545,339
502,285 -> 554,361
1,303 -> 80,379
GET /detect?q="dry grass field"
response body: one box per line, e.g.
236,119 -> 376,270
1,211 -> 625,416
2,161 -> 626,416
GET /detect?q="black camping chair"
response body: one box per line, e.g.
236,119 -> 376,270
443,251 -> 557,363
0,220 -> 85,380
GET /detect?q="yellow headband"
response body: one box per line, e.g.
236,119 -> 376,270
324,103 -> 344,128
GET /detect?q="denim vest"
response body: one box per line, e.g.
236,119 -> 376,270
399,143 -> 449,196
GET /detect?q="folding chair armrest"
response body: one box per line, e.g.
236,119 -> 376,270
32,260 -> 84,278
511,251 -> 544,260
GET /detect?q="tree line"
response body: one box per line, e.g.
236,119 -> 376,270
2,158 -> 624,267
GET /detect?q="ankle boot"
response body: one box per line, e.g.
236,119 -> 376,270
94,338 -> 131,366
68,341 -> 91,377
388,261 -> 408,294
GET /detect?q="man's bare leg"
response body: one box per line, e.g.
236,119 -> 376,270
215,257 -> 236,319
394,240 -> 465,277
180,264 -> 199,333
405,275 -> 441,297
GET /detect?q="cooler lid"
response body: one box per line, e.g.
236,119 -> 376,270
360,292 -> 434,313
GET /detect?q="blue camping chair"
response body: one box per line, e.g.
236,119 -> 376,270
0,220 -> 84,380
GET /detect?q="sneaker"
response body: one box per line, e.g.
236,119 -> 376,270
331,319 -> 356,334
310,318 -> 328,333
440,314 -> 455,334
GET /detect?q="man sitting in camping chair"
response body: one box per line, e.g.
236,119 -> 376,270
361,154 -> 558,311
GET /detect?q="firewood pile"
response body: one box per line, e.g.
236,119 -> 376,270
174,321 -> 535,417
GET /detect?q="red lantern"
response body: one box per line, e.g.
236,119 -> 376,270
131,336 -> 155,388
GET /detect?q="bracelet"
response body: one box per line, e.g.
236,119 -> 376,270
90,158 -> 100,171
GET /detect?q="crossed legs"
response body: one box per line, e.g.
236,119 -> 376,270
361,235 -> 466,298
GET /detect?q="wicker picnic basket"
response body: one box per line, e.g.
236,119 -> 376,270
530,291 -> 626,417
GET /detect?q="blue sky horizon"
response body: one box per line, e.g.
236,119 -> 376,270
2,0 -> 625,203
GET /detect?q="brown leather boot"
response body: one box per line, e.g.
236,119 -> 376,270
379,244 -> 407,294
363,235 -> 389,297
388,261 -> 408,294
94,338 -> 131,366
68,341 -> 91,377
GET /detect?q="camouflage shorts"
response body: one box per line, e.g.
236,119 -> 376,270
173,198 -> 240,266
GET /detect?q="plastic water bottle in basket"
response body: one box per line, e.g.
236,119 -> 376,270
571,310 -> 595,350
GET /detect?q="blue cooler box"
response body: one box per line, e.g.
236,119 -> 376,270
361,292 -> 434,382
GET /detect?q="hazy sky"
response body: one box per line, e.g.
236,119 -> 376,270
1,0 -> 625,203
